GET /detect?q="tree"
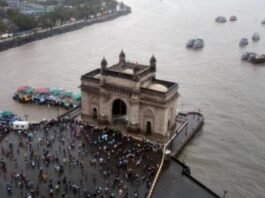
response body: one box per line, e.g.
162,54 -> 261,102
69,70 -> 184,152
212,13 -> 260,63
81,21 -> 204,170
0,7 -> 7,18
0,0 -> 8,7
7,10 -> 37,31
0,19 -> 7,33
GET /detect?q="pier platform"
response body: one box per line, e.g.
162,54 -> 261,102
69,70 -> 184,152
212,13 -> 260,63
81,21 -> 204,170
147,112 -> 221,198
153,157 -> 220,198
171,112 -> 204,157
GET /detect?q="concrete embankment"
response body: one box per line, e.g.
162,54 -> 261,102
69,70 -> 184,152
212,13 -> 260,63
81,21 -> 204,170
0,8 -> 131,52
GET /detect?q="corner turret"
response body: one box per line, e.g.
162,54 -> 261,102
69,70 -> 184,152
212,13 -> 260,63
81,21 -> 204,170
119,50 -> 126,64
150,54 -> 156,72
101,57 -> 107,74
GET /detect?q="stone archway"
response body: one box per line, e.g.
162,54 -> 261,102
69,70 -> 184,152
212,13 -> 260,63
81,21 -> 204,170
112,99 -> 128,124
112,99 -> 126,115
146,121 -> 152,134
144,109 -> 154,134
92,108 -> 97,119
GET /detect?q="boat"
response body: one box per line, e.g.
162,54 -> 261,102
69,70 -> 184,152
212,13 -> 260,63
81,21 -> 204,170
46,89 -> 65,105
13,86 -> 34,102
252,33 -> 260,41
241,52 -> 265,64
186,39 -> 194,48
239,38 -> 248,47
261,19 -> 265,24
186,38 -> 204,49
58,91 -> 74,109
215,16 -> 227,23
229,16 -> 237,21
13,86 -> 81,109
68,93 -> 81,109
251,54 -> 265,64
32,88 -> 50,104
192,39 -> 204,49
241,52 -> 257,61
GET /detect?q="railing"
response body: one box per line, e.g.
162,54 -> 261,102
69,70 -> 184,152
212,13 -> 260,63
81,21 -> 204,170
147,121 -> 188,198
57,104 -> 81,119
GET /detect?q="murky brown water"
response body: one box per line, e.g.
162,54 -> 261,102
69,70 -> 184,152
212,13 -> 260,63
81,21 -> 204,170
1,0 -> 265,197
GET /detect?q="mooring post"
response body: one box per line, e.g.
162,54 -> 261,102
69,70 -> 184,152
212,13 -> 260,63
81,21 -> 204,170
223,190 -> 228,198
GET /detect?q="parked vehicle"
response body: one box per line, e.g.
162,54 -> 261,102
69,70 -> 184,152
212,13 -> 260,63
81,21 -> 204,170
12,121 -> 29,130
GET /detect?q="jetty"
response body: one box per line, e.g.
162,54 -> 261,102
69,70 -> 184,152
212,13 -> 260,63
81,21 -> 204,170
146,112 -> 221,198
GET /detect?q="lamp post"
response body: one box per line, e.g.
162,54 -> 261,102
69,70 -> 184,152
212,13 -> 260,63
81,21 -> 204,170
57,107 -> 60,117
223,190 -> 228,198
24,114 -> 29,121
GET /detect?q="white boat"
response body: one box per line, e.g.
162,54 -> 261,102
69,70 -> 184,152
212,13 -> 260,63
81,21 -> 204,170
215,16 -> 227,23
239,38 -> 248,47
252,33 -> 260,41
186,39 -> 195,48
186,38 -> 204,49
229,16 -> 237,21
192,39 -> 204,49
241,52 -> 256,61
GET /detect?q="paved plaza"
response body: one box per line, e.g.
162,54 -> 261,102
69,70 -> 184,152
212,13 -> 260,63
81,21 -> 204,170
0,119 -> 162,197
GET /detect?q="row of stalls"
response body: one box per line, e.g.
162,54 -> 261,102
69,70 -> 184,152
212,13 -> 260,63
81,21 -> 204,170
13,86 -> 81,110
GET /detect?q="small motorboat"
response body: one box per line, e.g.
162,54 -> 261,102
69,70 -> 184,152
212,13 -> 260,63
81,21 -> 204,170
192,39 -> 204,49
251,54 -> 265,64
186,38 -> 204,49
215,16 -> 227,23
239,38 -> 248,47
46,89 -> 65,105
186,39 -> 194,48
261,19 -> 265,24
13,86 -> 34,102
241,52 -> 265,64
229,16 -> 237,21
32,88 -> 50,104
241,52 -> 257,61
252,33 -> 260,41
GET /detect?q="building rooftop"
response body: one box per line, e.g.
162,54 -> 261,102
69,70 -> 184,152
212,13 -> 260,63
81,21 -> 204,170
148,83 -> 168,92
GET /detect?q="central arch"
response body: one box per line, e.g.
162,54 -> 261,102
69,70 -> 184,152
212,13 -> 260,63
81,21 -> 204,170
112,99 -> 128,125
112,99 -> 126,115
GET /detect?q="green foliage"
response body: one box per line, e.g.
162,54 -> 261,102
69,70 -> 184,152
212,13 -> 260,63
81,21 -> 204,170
0,7 -> 7,18
7,10 -> 37,31
0,19 -> 7,33
2,0 -> 119,32
0,0 -> 8,7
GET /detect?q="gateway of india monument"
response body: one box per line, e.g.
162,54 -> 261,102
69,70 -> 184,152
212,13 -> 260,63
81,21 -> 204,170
80,50 -> 179,138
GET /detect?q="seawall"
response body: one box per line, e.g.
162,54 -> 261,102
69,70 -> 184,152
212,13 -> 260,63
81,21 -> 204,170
0,8 -> 131,52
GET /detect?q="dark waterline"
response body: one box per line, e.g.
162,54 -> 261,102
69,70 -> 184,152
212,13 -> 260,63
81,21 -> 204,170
1,0 -> 265,197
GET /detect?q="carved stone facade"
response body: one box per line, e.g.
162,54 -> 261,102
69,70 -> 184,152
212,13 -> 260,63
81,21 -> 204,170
81,51 -> 179,137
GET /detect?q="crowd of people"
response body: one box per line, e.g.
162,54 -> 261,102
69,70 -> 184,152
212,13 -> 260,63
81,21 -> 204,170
0,118 -> 163,197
